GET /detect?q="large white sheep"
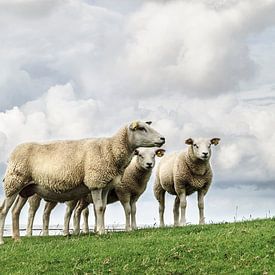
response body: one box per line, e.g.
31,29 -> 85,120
0,121 -> 165,244
25,147 -> 166,236
154,138 -> 220,227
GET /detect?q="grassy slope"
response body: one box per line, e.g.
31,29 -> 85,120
0,219 -> 274,275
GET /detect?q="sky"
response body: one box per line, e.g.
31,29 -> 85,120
0,0 -> 275,230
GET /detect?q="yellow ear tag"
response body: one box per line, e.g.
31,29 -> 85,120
157,150 -> 164,157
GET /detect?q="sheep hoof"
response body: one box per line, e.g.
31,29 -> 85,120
0,240 -> 4,245
14,238 -> 22,243
199,220 -> 205,225
97,229 -> 106,235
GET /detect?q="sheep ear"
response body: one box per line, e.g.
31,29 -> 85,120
185,138 -> 193,145
134,149 -> 139,155
145,121 -> 152,125
129,121 -> 139,131
156,149 -> 165,157
211,138 -> 220,146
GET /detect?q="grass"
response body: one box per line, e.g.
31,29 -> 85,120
0,219 -> 274,274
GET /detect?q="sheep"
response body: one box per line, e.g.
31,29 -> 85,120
0,121 -> 165,244
154,138 -> 220,227
25,147 -> 166,236
72,147 -> 166,234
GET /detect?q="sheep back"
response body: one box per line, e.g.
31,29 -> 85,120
4,127 -> 132,196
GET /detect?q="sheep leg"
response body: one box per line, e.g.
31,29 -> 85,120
0,194 -> 17,245
130,199 -> 137,230
158,190 -> 166,227
82,207 -> 89,234
64,200 -> 78,236
73,200 -> 89,235
198,190 -> 205,225
179,190 -> 187,226
12,195 -> 28,241
173,196 -> 180,226
154,175 -> 166,227
26,195 -> 42,236
91,188 -> 108,235
101,187 -> 110,231
93,204 -> 97,233
42,201 -> 57,236
73,202 -> 82,235
121,200 -> 132,231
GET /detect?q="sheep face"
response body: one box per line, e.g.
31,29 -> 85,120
185,138 -> 220,161
134,148 -> 166,170
128,121 -> 165,149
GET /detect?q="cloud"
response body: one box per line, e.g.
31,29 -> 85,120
1,0 -> 275,111
0,83 -> 104,159
0,0 -> 124,110
0,0 -> 62,19
115,0 -> 275,98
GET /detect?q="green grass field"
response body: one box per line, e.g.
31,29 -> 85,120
0,219 -> 274,274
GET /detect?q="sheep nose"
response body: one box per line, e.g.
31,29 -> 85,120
202,152 -> 208,156
146,162 -> 153,168
160,137 -> 165,142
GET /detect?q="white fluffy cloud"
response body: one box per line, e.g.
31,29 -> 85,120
1,0 -> 275,110
0,83 -> 101,159
0,0 -> 125,109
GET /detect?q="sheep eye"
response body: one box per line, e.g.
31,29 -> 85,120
139,127 -> 147,132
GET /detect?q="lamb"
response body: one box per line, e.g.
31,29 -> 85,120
72,147 -> 166,233
25,147 -> 166,236
0,121 -> 165,244
154,137 -> 220,227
